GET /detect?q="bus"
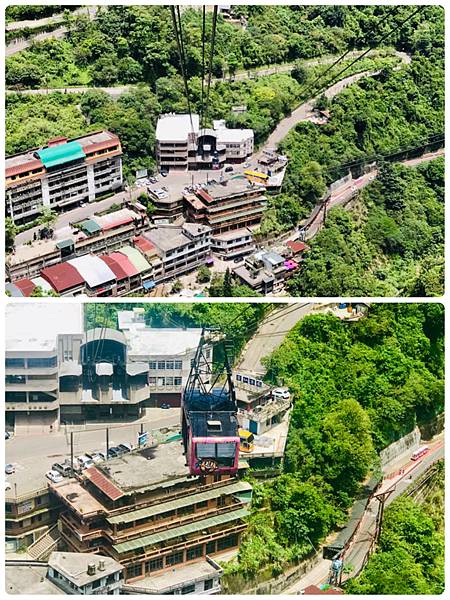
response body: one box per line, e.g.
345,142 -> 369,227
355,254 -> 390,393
411,446 -> 429,461
239,429 -> 255,453
243,170 -> 269,184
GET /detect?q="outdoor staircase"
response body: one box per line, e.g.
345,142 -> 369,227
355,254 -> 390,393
27,525 -> 60,560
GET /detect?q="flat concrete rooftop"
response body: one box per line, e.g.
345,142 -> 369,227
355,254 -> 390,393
123,327 -> 203,358
5,565 -> 62,595
99,442 -> 190,492
130,559 -> 221,592
6,303 -> 83,352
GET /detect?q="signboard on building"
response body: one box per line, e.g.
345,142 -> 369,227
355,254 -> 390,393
235,373 -> 263,388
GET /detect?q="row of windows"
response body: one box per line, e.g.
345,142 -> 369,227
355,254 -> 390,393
5,357 -> 57,368
149,360 -> 183,370
148,377 -> 182,387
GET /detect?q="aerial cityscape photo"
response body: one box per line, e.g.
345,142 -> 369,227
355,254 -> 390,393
5,3 -> 444,298
4,301 -> 445,594
3,1 -> 446,598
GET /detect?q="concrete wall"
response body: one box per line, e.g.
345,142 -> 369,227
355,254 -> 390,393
380,426 -> 421,467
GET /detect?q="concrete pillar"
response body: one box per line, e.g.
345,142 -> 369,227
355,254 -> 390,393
86,163 -> 96,202
41,176 -> 51,207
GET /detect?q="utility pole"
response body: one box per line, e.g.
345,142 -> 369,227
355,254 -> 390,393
70,431 -> 74,477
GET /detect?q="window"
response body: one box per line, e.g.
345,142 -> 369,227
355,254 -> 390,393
165,377 -> 174,386
206,541 -> 216,554
146,557 -> 163,573
149,377 -> 156,386
126,564 -> 142,579
5,358 -> 25,368
158,361 -> 166,370
174,360 -> 182,370
157,377 -> 165,386
187,545 -> 203,561
149,361 -> 157,370
196,500 -> 208,509
181,584 -> 196,594
6,375 -> 26,384
28,357 -> 57,368
92,579 -> 102,589
174,377 -> 182,386
166,361 -> 174,369
217,534 -> 238,551
204,579 -> 214,591
166,551 -> 184,566
190,359 -> 195,367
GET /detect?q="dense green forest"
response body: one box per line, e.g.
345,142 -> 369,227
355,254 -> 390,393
223,304 -> 444,584
288,159 -> 445,296
346,463 -> 444,594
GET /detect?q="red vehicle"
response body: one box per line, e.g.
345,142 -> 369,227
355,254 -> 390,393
411,446 -> 429,461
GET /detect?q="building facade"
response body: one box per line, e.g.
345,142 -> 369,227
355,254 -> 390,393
47,552 -> 124,595
6,131 -> 123,224
51,444 -> 251,585
184,178 -> 267,235
156,113 -> 253,172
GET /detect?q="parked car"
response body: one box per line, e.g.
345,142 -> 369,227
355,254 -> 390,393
46,470 -> 64,484
108,447 -> 122,459
160,403 -> 171,409
149,176 -> 157,184
5,464 -> 15,475
272,387 -> 291,400
52,462 -> 72,477
5,431 -> 11,440
225,166 -> 234,172
160,170 -> 168,177
85,452 -> 104,464
233,257 -> 243,263
118,443 -> 132,454
77,455 -> 94,470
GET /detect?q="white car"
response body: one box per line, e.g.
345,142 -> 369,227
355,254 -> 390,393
272,387 -> 291,400
46,470 -> 64,484
77,455 -> 94,470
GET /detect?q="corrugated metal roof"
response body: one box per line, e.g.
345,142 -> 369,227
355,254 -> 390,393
41,262 -> 85,292
106,252 -> 139,278
117,246 -> 151,274
31,276 -> 55,293
79,219 -> 102,235
68,255 -> 116,288
37,141 -> 86,169
112,506 -> 249,554
93,209 -> 135,232
133,235 -> 156,256
84,467 -> 124,501
107,480 -> 252,525
13,278 -> 36,297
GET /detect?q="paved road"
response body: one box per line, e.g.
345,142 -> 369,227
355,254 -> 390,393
14,186 -> 145,246
6,49 -> 402,95
6,7 -> 96,31
237,303 -> 313,376
284,435 -> 444,593
6,8 -> 97,56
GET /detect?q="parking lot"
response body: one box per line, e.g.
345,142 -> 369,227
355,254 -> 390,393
5,408 -> 179,498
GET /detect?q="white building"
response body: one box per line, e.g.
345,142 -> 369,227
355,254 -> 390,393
118,308 -> 212,407
47,552 -> 123,595
156,113 -> 253,171
5,303 -> 84,434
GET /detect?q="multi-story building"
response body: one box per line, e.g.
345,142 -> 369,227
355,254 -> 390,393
144,222 -> 212,281
156,113 -> 253,171
147,187 -> 184,223
211,229 -> 256,260
5,304 -> 84,434
118,308 -> 211,407
6,203 -> 148,283
6,131 -> 123,224
47,552 -> 124,595
233,250 -> 287,295
184,178 -> 267,235
51,442 -> 252,586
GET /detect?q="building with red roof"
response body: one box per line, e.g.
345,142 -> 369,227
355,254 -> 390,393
286,240 -> 310,255
12,278 -> 36,297
41,263 -> 86,295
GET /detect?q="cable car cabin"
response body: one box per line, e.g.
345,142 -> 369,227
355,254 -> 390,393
181,388 -> 240,476
239,429 -> 254,453
411,446 -> 429,461
244,170 -> 269,184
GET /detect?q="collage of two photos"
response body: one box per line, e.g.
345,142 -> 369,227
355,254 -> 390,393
3,2 -> 445,597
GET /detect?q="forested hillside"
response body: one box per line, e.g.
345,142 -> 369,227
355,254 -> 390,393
288,159 -> 445,296
346,463 -> 444,594
224,304 -> 444,583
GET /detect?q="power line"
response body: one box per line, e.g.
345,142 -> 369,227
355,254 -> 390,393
170,5 -> 195,135
203,5 -> 219,129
